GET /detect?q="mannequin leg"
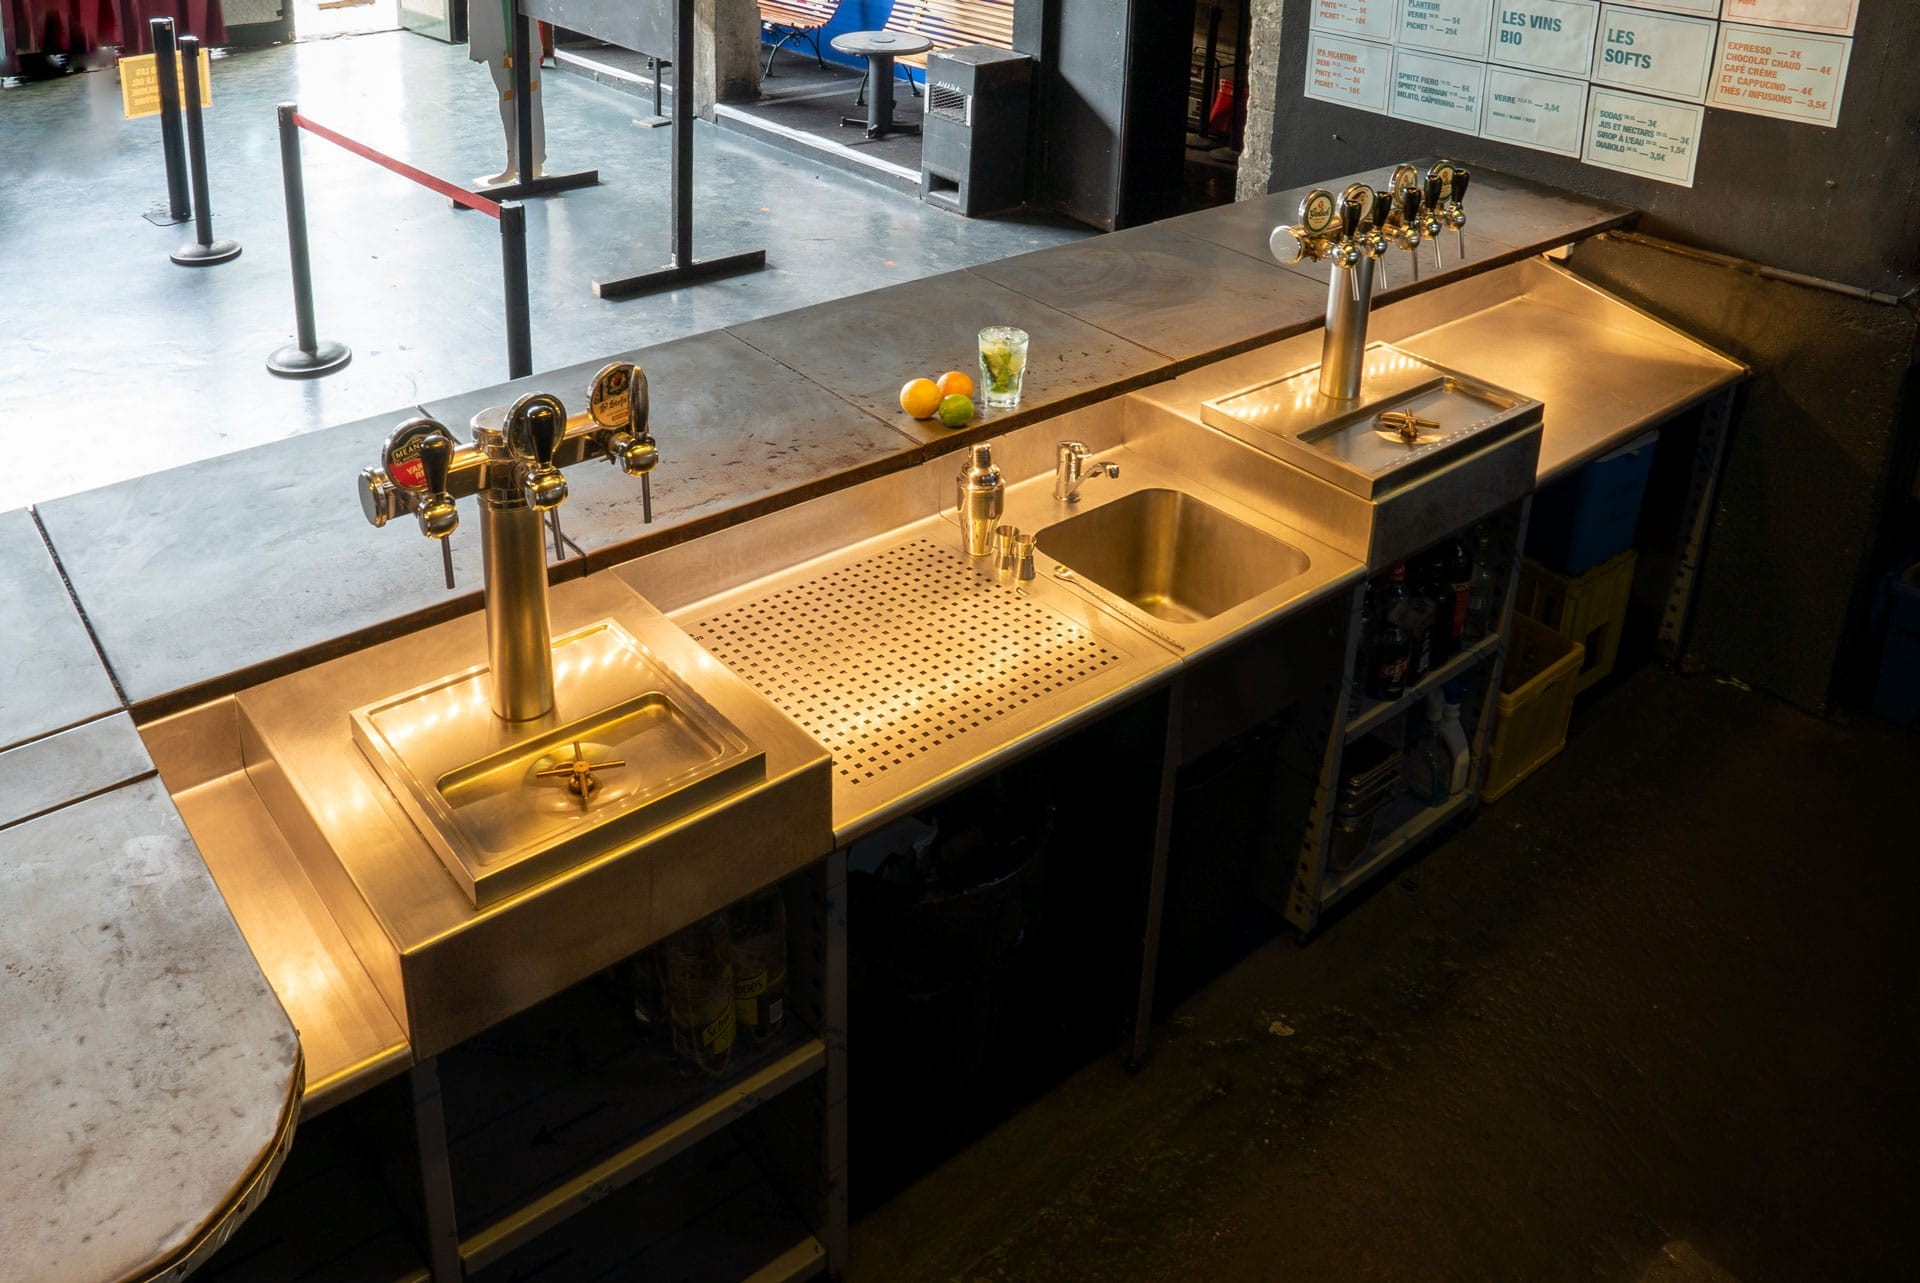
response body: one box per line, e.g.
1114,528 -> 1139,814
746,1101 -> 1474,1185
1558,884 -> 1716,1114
482,59 -> 517,186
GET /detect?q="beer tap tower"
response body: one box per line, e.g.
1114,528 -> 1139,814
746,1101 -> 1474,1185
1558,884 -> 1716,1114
1270,161 -> 1470,401
356,362 -> 660,723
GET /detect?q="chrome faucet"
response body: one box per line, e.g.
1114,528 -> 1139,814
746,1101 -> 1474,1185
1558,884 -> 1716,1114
1054,440 -> 1120,503
356,361 -> 659,724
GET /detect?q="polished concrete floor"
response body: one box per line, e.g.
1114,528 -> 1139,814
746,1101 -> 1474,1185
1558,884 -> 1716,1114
0,30 -> 1085,510
848,666 -> 1918,1282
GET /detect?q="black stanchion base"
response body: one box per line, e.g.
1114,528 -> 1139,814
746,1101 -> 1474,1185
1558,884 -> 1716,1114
592,248 -> 768,301
171,238 -> 242,266
144,204 -> 191,227
459,167 -> 600,208
267,339 -> 352,379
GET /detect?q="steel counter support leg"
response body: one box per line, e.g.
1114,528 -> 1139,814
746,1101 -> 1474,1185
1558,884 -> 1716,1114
411,1059 -> 464,1283
1125,683 -> 1183,1072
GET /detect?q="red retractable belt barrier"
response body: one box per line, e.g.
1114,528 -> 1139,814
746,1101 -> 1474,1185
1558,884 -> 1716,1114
291,112 -> 502,219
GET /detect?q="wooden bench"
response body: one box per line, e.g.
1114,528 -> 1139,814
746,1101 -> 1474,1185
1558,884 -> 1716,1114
884,0 -> 1016,72
759,0 -> 842,77
850,0 -> 1015,104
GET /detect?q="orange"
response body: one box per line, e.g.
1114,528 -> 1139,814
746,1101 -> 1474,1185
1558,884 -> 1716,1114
936,369 -> 975,399
899,377 -> 942,419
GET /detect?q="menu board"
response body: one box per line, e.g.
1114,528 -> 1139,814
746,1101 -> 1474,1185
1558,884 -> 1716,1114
1483,68 -> 1588,155
1489,0 -> 1600,77
1718,0 -> 1857,36
1591,5 -> 1717,103
1311,0 -> 1397,41
1583,85 -> 1703,184
1396,0 -> 1496,59
1709,22 -> 1850,125
1390,47 -> 1488,131
1297,0 -> 1857,188
1306,31 -> 1396,113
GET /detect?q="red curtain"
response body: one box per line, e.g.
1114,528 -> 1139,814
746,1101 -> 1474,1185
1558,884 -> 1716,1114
1,0 -> 225,55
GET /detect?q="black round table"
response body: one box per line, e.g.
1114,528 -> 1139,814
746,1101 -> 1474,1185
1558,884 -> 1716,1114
831,30 -> 933,140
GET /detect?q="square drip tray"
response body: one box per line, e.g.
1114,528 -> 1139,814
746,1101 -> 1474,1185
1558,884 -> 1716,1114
1201,343 -> 1541,499
351,620 -> 765,908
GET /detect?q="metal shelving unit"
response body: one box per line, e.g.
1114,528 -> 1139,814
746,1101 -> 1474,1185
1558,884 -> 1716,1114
1280,502 -> 1529,934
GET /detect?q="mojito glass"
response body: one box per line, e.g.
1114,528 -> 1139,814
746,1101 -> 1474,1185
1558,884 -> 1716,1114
978,326 -> 1030,409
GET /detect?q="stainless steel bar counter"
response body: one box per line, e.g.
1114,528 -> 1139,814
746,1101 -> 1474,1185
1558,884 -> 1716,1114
3,164 -> 1737,1283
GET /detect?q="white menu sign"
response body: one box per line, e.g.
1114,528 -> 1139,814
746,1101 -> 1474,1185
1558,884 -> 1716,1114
1608,0 -> 1715,13
1390,47 -> 1488,130
1489,0 -> 1600,76
1305,33 -> 1396,113
1396,0 -> 1497,59
1709,22 -> 1849,125
1583,85 -> 1703,185
1718,0 -> 1857,36
1592,5 -> 1717,102
1482,68 -> 1588,155
1310,0 -> 1398,41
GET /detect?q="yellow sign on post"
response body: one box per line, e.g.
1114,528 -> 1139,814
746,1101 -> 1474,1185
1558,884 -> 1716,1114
119,51 -> 213,119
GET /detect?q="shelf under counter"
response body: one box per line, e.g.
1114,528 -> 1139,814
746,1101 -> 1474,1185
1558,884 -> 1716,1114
1345,633 -> 1502,744
1322,786 -> 1478,910
440,973 -> 828,1273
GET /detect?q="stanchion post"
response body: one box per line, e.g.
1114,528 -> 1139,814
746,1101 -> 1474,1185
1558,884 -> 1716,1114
267,103 -> 351,377
152,19 -> 191,222
500,202 -> 533,379
170,37 -> 241,266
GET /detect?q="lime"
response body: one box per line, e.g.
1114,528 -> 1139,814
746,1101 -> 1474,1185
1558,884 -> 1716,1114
936,393 -> 974,428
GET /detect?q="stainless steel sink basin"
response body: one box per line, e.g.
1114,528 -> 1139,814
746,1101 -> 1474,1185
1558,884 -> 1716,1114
1038,487 -> 1311,623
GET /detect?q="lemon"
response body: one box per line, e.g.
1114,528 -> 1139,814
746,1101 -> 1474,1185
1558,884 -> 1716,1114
899,377 -> 942,420
936,393 -> 974,428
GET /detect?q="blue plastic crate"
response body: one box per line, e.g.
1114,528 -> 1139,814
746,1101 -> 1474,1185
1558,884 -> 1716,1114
1527,431 -> 1659,576
1872,562 -> 1920,730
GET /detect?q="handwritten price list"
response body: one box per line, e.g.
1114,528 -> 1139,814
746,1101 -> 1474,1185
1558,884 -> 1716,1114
1709,22 -> 1849,124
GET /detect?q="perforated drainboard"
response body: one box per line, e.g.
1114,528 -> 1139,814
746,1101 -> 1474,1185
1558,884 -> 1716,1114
690,539 -> 1123,785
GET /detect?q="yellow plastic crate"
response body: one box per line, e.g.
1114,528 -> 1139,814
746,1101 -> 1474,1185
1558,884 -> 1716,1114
1482,614 -> 1584,803
1515,549 -> 1637,694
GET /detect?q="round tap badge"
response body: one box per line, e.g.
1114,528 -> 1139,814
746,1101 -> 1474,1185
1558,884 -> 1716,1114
382,417 -> 448,491
1342,183 -> 1376,229
589,363 -> 633,429
1299,188 -> 1338,238
1428,161 -> 1456,203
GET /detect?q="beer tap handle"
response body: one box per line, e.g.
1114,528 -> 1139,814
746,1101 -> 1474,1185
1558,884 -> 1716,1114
628,366 -> 656,523
416,433 -> 458,589
1450,167 -> 1470,259
508,391 -> 570,514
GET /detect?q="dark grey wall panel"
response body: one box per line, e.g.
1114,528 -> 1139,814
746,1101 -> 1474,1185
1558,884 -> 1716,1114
1039,0 -> 1128,228
1565,235 -> 1917,713
1264,0 -> 1920,295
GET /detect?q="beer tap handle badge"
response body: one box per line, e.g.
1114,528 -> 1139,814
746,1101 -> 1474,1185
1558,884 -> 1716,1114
382,417 -> 454,493
588,362 -> 634,430
1300,188 -> 1338,240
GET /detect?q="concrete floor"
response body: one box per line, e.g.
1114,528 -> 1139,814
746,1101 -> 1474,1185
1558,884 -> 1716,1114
0,30 -> 1085,510
849,666 -> 1919,1283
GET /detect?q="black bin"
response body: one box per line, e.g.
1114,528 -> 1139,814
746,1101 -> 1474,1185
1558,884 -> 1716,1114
921,45 -> 1032,217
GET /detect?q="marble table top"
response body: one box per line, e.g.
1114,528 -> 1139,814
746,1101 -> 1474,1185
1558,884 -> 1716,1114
0,778 -> 301,1283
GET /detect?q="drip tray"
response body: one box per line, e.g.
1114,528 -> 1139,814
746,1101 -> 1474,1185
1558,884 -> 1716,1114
351,621 -> 765,908
1201,343 -> 1541,499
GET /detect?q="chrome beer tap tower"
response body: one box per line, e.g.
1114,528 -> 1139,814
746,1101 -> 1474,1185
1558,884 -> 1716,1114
1270,161 -> 1470,401
356,362 -> 660,723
